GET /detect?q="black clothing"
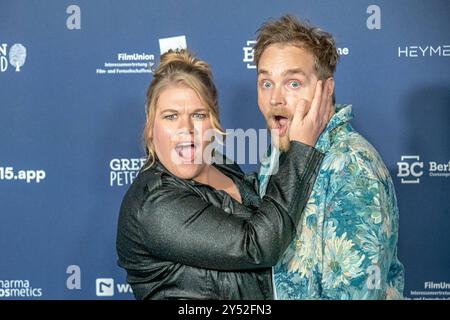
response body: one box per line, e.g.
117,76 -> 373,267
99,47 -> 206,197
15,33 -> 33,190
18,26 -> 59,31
116,141 -> 323,299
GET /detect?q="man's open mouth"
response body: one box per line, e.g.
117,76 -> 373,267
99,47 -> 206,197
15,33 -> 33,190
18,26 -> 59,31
272,115 -> 289,136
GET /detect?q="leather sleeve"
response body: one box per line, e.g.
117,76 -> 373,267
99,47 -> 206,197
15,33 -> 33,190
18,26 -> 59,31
137,141 -> 324,270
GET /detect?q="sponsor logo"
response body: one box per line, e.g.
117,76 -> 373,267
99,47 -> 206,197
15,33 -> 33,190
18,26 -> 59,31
425,281 -> 450,290
159,35 -> 187,55
409,281 -> 450,300
95,278 -> 132,296
95,51 -> 155,75
96,278 -> 114,297
398,45 -> 450,58
0,280 -> 43,298
429,161 -> 450,177
337,47 -> 350,56
243,40 -> 257,69
0,166 -> 46,183
0,43 -> 27,72
397,155 -> 450,184
397,155 -> 423,184
110,158 -> 146,187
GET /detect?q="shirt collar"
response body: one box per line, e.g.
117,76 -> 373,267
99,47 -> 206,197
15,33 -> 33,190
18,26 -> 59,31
315,104 -> 353,153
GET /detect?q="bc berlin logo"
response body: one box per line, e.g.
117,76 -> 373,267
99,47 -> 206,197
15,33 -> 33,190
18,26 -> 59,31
0,43 -> 27,72
397,155 -> 423,184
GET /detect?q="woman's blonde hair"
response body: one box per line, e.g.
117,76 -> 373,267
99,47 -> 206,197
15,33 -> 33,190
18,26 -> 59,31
143,49 -> 224,169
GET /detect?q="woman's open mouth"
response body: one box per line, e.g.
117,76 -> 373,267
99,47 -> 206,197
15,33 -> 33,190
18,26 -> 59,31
174,141 -> 197,162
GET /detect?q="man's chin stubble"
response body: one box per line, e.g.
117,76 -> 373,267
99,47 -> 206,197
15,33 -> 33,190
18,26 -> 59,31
273,136 -> 291,152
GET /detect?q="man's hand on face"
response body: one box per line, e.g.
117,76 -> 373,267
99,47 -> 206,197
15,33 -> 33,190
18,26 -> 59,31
288,79 -> 334,147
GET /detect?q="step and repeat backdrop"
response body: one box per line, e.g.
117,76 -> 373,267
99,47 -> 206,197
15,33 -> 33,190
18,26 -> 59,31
1,0 -> 449,299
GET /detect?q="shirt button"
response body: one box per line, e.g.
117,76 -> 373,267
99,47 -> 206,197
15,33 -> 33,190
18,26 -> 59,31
224,207 -> 231,214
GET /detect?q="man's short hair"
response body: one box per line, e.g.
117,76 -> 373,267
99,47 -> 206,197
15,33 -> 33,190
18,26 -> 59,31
254,14 -> 339,80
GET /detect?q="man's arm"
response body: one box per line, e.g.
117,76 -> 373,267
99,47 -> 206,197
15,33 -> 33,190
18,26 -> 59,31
319,173 -> 403,299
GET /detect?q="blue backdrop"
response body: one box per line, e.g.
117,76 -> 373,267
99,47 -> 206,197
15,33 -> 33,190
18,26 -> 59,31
0,0 -> 449,299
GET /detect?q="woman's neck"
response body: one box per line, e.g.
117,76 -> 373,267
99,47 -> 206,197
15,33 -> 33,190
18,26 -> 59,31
193,164 -> 215,186
194,165 -> 242,204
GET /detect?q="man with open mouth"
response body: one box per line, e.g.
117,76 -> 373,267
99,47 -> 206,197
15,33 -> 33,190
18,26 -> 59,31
254,14 -> 404,300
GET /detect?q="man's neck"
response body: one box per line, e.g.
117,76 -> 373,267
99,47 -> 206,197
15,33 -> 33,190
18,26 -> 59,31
328,104 -> 336,122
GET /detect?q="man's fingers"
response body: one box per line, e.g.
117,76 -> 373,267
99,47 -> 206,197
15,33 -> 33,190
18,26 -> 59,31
288,98 -> 308,143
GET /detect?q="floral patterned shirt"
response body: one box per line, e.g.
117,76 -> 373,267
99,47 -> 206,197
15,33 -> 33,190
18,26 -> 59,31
259,104 -> 405,299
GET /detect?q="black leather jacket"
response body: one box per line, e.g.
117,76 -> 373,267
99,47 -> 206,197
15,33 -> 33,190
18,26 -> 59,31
116,141 -> 323,300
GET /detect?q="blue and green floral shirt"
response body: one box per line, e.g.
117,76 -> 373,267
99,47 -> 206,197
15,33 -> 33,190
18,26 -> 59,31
259,104 -> 405,300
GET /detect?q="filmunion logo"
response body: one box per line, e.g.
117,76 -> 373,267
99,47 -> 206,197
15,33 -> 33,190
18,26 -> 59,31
424,281 -> 450,290
0,279 -> 43,298
96,51 -> 155,75
397,155 -> 450,184
398,45 -> 450,58
0,43 -> 27,72
110,158 -> 146,187
95,278 -> 133,296
118,53 -> 154,61
242,40 -> 349,69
